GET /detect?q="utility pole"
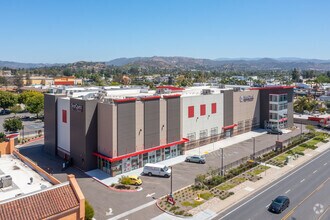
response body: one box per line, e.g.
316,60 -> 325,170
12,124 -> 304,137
300,122 -> 303,135
253,137 -> 256,160
170,166 -> 173,196
220,148 -> 224,176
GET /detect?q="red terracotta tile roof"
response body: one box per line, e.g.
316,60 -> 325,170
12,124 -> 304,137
0,183 -> 79,220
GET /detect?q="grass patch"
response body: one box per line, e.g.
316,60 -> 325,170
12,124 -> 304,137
181,200 -> 204,208
307,139 -> 320,146
247,165 -> 270,176
273,153 -> 290,162
217,182 -> 236,191
291,146 -> 306,154
199,192 -> 213,200
231,177 -> 246,184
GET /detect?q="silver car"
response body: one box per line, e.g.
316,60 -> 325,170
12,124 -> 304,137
185,155 -> 206,164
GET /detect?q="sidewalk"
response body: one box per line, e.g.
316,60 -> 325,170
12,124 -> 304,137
86,129 -> 266,186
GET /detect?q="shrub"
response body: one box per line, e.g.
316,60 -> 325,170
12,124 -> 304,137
85,200 -> 95,220
119,176 -> 131,185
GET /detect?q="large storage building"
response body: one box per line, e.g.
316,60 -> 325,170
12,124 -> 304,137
44,85 -> 294,176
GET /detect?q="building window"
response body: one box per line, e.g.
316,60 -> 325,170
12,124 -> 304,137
199,129 -> 208,139
62,110 -> 67,123
210,127 -> 218,136
200,104 -> 206,116
211,103 -> 217,114
187,132 -> 196,141
188,106 -> 194,118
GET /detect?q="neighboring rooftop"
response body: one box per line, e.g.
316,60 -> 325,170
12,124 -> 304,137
0,154 -> 52,201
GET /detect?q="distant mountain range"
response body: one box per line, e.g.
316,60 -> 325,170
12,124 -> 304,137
2,57 -> 330,71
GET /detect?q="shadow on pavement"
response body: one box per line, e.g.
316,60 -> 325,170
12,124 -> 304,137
18,144 -> 89,182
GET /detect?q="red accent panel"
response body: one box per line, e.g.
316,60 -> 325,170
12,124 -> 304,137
140,96 -> 161,101
188,106 -> 194,118
279,118 -> 287,122
93,138 -> 189,163
156,86 -> 185,91
308,116 -> 323,122
250,86 -> 295,90
54,81 -> 74,85
62,110 -> 67,123
211,103 -> 217,114
200,104 -> 206,116
113,98 -> 137,103
222,124 -> 238,130
163,94 -> 181,99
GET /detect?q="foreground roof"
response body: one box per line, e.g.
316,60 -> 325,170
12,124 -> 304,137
0,182 -> 79,220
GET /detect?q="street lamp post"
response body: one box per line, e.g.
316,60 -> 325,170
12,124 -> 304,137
220,148 -> 224,176
300,122 -> 303,135
170,166 -> 173,196
252,137 -> 256,160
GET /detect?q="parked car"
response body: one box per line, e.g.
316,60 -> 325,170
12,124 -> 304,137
185,155 -> 206,164
266,128 -> 283,135
268,196 -> 290,213
0,110 -> 10,115
143,163 -> 171,177
128,175 -> 142,186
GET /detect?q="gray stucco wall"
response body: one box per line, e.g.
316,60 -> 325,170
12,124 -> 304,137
166,97 -> 181,143
222,90 -> 234,127
144,100 -> 160,149
44,94 -> 64,155
70,99 -> 98,171
117,102 -> 136,155
98,103 -> 113,157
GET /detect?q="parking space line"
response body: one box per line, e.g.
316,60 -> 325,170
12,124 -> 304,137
300,179 -> 305,183
324,163 -> 327,166
313,170 -> 318,174
285,189 -> 291,194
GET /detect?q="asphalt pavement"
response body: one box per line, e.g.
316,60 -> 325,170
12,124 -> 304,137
213,149 -> 330,220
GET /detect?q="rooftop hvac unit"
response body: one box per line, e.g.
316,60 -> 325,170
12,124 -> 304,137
202,89 -> 211,95
0,175 -> 12,188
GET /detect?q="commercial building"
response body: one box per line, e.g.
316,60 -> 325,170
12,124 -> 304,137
44,85 -> 294,176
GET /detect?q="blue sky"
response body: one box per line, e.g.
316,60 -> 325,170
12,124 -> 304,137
1,0 -> 329,63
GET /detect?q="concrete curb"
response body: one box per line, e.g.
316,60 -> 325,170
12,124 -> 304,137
18,136 -> 44,147
91,176 -> 142,192
155,198 -> 191,219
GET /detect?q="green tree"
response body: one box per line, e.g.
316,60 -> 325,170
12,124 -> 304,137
9,104 -> 23,115
0,91 -> 17,110
305,125 -> 315,133
19,91 -> 42,104
85,200 -> 95,220
0,76 -> 9,87
3,118 -> 23,132
291,68 -> 301,82
13,73 -> 24,89
25,93 -> 44,118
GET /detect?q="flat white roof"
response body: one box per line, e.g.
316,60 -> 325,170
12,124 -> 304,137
0,155 -> 52,201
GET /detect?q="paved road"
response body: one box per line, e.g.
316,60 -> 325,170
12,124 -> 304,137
0,112 -> 43,134
213,148 -> 330,220
17,127 -> 307,220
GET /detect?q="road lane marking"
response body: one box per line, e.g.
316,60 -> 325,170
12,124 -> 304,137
285,189 -> 291,194
217,149 -> 330,220
146,193 -> 155,197
281,178 -> 329,220
324,162 -> 327,166
108,200 -> 156,220
313,170 -> 318,174
265,203 -> 270,208
300,179 -> 305,183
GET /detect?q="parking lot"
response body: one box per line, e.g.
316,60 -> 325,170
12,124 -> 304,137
17,125 -> 306,220
0,113 -> 43,136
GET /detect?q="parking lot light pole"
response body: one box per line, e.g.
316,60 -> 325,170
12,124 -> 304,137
252,137 -> 256,160
220,148 -> 224,176
170,166 -> 173,196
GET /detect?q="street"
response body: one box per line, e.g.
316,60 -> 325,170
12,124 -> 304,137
213,149 -> 330,220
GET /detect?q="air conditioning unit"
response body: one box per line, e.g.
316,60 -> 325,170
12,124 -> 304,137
0,175 -> 12,188
202,89 -> 211,95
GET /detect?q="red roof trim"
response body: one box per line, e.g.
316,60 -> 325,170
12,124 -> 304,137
163,94 -> 181,99
54,81 -> 74,85
93,138 -> 189,162
222,124 -> 238,130
113,98 -> 137,103
156,86 -> 185,91
140,96 -> 161,101
250,86 -> 295,90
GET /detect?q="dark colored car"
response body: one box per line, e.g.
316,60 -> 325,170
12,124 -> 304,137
268,196 -> 290,213
266,128 -> 283,135
0,110 -> 10,115
185,155 -> 206,164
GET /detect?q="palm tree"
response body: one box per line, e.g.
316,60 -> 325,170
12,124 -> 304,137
294,96 -> 309,113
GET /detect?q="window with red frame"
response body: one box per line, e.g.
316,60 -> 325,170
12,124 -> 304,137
200,104 -> 206,116
211,103 -> 217,114
188,106 -> 194,118
62,110 -> 67,123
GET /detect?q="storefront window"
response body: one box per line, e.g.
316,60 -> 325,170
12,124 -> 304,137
165,147 -> 171,159
156,150 -> 162,162
148,152 -> 156,163
143,153 -> 148,166
123,158 -> 131,172
111,161 -> 122,176
171,145 -> 177,157
131,156 -> 139,170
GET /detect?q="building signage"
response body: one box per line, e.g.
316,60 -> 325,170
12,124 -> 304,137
240,95 -> 254,102
71,103 -> 83,112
